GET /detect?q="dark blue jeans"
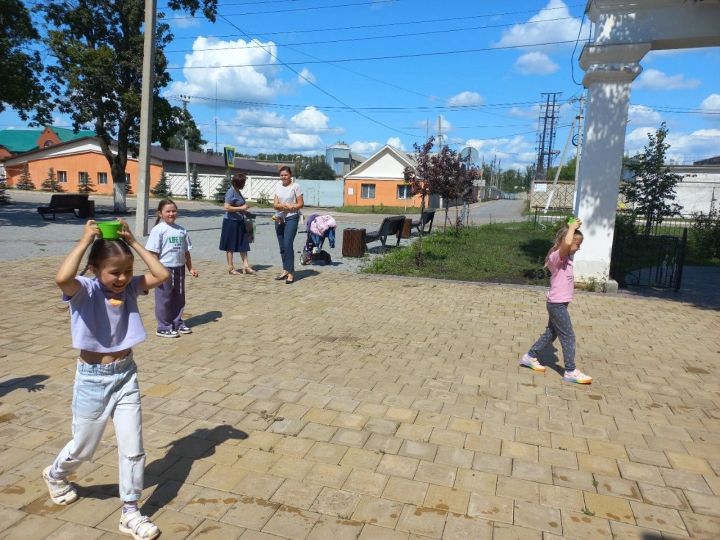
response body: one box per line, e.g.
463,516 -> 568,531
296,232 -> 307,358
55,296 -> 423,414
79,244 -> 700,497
275,215 -> 299,274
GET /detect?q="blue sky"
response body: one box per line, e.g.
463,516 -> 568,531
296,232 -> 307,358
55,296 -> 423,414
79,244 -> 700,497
3,0 -> 719,169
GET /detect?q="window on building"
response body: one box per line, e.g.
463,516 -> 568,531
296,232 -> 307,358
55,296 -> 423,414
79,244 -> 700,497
57,171 -> 67,183
78,171 -> 89,183
397,185 -> 411,200
98,172 -> 108,185
125,173 -> 130,184
360,184 -> 376,199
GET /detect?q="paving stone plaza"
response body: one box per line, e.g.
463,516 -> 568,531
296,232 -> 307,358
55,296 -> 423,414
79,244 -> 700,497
0,241 -> 719,539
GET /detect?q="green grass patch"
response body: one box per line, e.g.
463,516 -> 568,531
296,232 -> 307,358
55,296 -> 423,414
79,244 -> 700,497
363,221 -> 554,285
339,205 -> 421,214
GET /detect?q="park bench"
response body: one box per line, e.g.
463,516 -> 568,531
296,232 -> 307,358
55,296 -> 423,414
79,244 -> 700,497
364,215 -> 406,248
411,209 -> 436,234
37,194 -> 94,220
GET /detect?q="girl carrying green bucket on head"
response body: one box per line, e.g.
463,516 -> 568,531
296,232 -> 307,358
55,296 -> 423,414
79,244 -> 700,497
519,217 -> 592,384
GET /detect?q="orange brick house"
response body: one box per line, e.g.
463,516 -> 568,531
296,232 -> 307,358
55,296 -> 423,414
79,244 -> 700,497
343,144 -> 423,207
2,136 -> 163,194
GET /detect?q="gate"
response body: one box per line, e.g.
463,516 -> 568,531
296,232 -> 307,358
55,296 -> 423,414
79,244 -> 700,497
610,227 -> 687,290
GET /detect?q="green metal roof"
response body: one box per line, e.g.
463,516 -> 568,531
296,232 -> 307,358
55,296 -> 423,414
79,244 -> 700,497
52,126 -> 96,142
0,129 -> 42,152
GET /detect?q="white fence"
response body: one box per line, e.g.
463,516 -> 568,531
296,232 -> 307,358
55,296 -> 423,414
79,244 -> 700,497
165,174 -> 343,207
166,173 -> 280,201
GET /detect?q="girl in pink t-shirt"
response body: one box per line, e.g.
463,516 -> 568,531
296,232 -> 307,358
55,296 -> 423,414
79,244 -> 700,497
519,219 -> 592,384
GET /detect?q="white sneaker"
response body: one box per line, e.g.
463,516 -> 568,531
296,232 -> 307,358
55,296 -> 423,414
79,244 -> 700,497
519,353 -> 546,372
155,329 -> 179,338
42,466 -> 78,505
119,510 -> 160,540
563,369 -> 593,384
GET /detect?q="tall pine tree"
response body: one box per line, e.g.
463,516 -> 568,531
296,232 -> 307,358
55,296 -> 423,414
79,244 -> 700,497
41,167 -> 65,192
189,166 -> 203,200
151,169 -> 172,198
16,162 -> 35,190
214,169 -> 232,202
77,171 -> 96,193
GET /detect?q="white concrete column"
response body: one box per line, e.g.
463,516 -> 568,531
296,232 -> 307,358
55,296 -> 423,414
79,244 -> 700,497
573,43 -> 650,283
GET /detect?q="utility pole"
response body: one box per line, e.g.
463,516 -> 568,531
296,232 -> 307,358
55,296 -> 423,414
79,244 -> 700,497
533,92 -> 562,192
135,0 -> 157,238
572,94 -> 585,212
214,81 -> 218,154
180,95 -> 191,200
437,116 -> 442,148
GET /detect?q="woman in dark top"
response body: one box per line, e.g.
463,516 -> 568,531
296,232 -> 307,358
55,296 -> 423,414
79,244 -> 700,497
219,173 -> 255,275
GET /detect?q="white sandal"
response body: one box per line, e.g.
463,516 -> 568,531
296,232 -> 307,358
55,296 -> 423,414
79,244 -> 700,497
42,466 -> 78,505
119,510 -> 160,540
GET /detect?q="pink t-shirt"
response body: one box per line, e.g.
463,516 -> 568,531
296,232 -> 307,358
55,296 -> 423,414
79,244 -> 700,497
546,249 -> 574,303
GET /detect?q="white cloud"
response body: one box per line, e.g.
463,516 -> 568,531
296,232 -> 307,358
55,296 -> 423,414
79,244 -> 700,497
496,0 -> 583,49
217,107 -> 331,153
169,16 -> 199,30
447,91 -> 484,107
628,105 -> 662,125
514,52 -> 559,75
634,69 -> 701,90
700,93 -> 720,113
509,105 -> 541,119
464,135 -> 536,171
350,141 -> 382,155
290,106 -> 328,130
169,36 -> 288,102
625,126 -> 720,164
386,137 -> 406,151
298,68 -> 316,85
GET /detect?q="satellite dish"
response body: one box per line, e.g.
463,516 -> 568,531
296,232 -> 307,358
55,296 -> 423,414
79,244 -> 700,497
459,146 -> 479,163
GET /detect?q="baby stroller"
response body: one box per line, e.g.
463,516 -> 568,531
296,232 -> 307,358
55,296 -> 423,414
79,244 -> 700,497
300,213 -> 337,266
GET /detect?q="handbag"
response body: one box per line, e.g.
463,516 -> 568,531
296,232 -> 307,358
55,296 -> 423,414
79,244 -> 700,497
244,217 -> 255,243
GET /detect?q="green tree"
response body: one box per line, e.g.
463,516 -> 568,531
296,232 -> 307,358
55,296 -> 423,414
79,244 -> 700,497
189,166 -> 203,200
620,123 -> 683,234
214,169 -> 232,203
41,167 -> 65,192
151,169 -> 172,198
300,161 -> 336,180
0,0 -> 51,123
39,0 -> 217,205
16,162 -> 35,190
166,108 -> 207,152
78,171 -> 96,193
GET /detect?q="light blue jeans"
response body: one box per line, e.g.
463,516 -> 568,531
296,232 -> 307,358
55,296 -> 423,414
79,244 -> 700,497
50,353 -> 145,502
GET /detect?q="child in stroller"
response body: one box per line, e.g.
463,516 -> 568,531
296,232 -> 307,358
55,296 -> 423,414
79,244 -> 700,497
301,213 -> 337,265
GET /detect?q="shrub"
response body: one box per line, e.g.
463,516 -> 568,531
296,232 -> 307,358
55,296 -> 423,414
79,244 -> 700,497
691,206 -> 720,260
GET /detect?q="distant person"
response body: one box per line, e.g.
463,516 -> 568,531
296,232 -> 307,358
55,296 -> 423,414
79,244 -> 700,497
273,166 -> 304,284
519,218 -> 592,384
219,173 -> 255,275
146,199 -> 198,338
43,219 -> 168,540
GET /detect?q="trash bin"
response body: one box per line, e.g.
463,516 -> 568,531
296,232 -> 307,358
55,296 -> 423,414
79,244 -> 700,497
400,218 -> 412,239
342,228 -> 366,257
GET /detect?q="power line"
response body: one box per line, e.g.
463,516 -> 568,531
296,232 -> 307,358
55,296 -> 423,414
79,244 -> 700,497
168,4 -> 584,40
166,39 -> 579,70
215,15 -> 419,139
165,16 -> 577,53
163,0 -> 401,19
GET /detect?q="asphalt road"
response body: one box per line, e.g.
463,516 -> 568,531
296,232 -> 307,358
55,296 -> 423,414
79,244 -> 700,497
0,190 -> 526,273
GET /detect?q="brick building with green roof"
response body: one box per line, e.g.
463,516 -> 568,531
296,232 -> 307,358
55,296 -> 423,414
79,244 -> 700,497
0,126 -> 96,159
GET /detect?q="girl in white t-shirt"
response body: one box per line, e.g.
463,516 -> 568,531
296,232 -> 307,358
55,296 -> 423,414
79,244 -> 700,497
273,166 -> 304,284
146,199 -> 199,337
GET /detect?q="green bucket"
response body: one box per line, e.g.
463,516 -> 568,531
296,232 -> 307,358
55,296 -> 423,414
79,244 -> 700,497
97,220 -> 123,239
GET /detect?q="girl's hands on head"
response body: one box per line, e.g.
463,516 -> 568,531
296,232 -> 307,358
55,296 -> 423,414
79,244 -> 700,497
570,218 -> 583,230
117,219 -> 137,245
82,220 -> 100,242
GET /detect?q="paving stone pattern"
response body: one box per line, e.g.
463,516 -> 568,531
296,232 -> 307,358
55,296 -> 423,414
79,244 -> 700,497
0,257 -> 719,539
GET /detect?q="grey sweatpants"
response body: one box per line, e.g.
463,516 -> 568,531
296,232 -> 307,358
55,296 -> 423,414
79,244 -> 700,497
154,266 -> 186,332
529,302 -> 576,372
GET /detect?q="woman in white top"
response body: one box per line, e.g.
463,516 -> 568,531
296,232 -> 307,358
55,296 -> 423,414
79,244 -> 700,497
273,166 -> 304,284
